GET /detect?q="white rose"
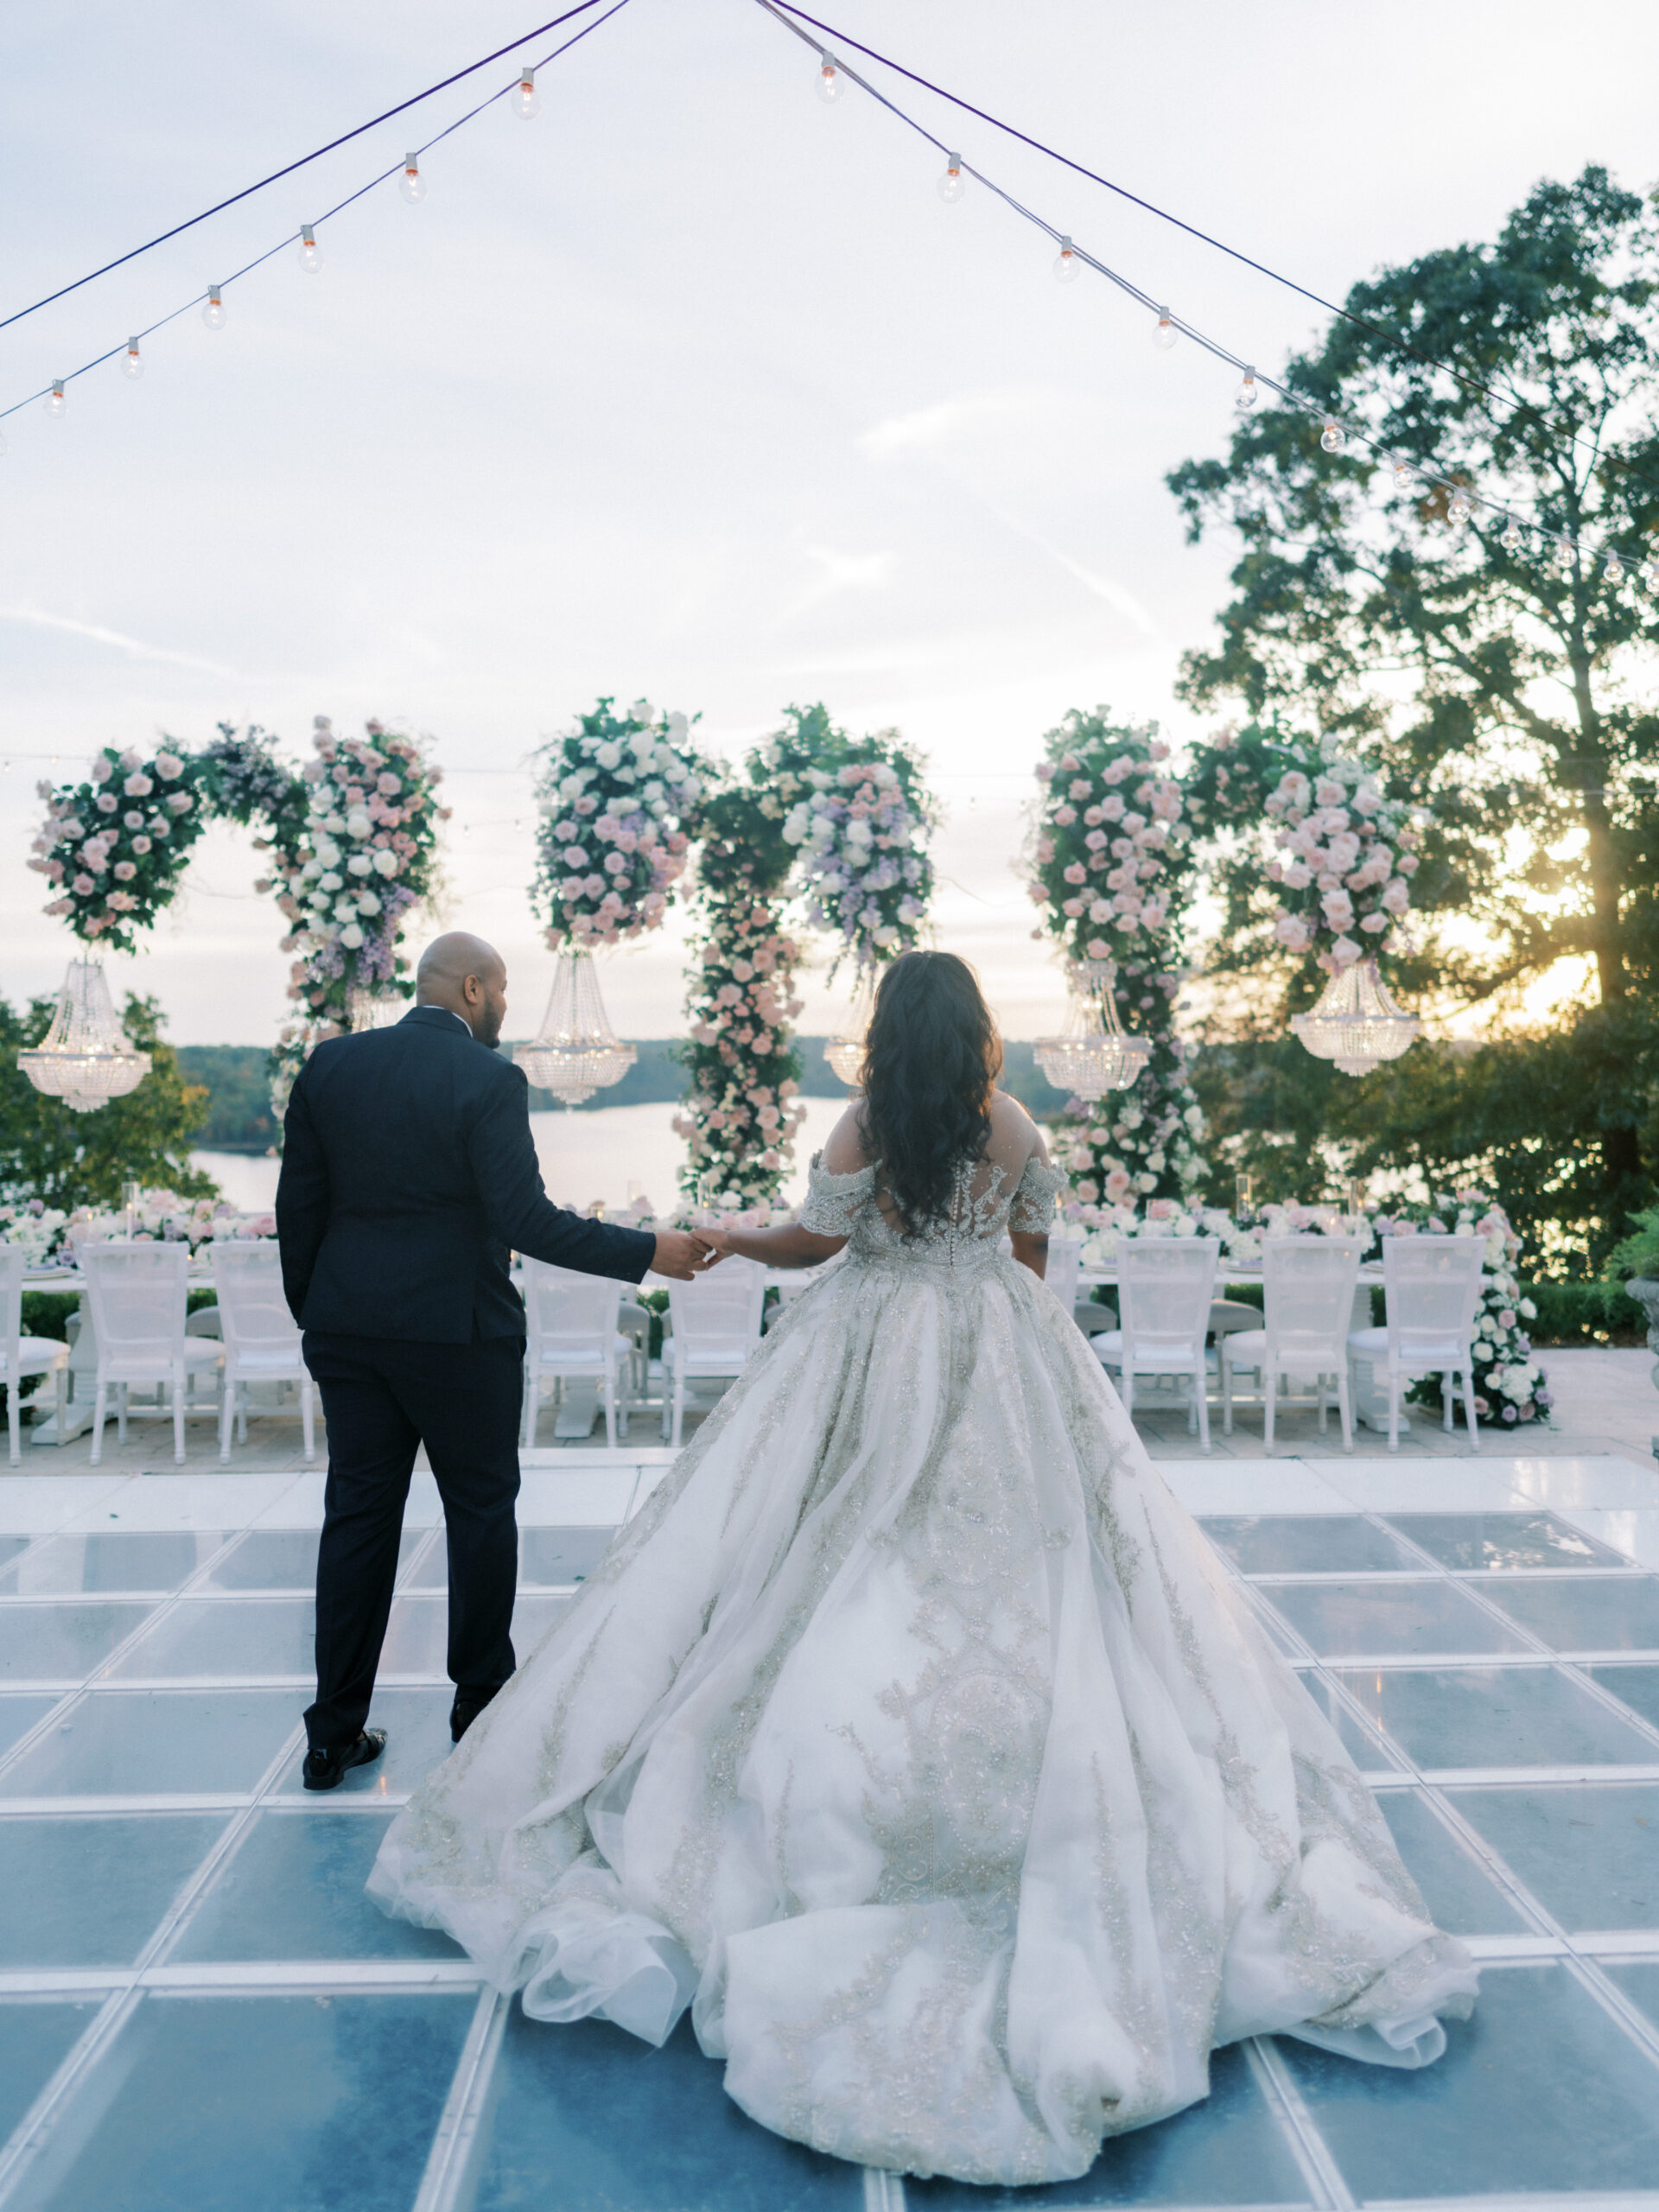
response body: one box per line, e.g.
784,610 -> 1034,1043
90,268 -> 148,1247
355,892 -> 382,916
318,872 -> 343,892
594,741 -> 623,770
346,810 -> 372,840
372,849 -> 400,878
316,841 -> 340,867
346,854 -> 373,877
338,924 -> 365,949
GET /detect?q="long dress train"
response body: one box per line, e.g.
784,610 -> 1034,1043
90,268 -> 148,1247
369,1154 -> 1477,2186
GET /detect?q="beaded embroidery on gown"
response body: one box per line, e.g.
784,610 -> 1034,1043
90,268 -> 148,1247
369,1150 -> 1477,2186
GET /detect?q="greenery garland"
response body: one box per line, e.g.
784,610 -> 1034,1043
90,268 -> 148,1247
673,761 -> 808,1211
531,699 -> 706,950
1025,710 -> 1206,1211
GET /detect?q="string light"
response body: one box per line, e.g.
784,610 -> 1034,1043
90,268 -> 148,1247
1152,308 -> 1176,350
121,337 -> 143,379
513,64 -> 540,118
1319,419 -> 1344,453
938,153 -> 963,203
1234,367 -> 1257,411
399,153 -> 426,202
202,284 -> 226,330
298,224 -> 321,273
1605,550 -> 1624,585
817,51 -> 843,100
1052,235 -> 1079,282
1447,488 -> 1471,525
1391,457 -> 1414,491
1501,517 -> 1522,552
44,380 -> 65,418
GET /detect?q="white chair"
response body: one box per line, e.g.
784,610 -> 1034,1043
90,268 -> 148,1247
2,1245 -> 70,1466
1091,1237 -> 1221,1452
522,1260 -> 632,1449
1041,1235 -> 1086,1324
663,1259 -> 767,1446
79,1243 -> 222,1465
1348,1235 -> 1487,1452
1221,1236 -> 1363,1450
210,1243 -> 315,1465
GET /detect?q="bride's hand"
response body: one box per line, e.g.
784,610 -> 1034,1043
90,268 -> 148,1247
696,1227 -> 734,1261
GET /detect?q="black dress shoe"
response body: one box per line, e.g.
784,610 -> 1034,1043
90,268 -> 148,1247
450,1686 -> 501,1743
302,1728 -> 387,1791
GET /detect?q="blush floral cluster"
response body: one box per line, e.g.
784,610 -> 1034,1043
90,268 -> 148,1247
532,700 -> 705,950
777,721 -> 937,979
31,746 -> 209,953
1261,739 -> 1423,973
674,899 -> 809,1210
1026,712 -> 1207,1216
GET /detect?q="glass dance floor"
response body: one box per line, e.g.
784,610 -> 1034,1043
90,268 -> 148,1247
0,1452 -> 1656,2212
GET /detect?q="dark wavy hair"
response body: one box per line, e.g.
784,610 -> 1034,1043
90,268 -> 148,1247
859,951 -> 1003,1230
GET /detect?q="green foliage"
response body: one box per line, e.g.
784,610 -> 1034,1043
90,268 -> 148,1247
1523,1279 -> 1647,1343
0,994 -> 216,1212
175,1047 -> 279,1152
1604,1205 -> 1659,1284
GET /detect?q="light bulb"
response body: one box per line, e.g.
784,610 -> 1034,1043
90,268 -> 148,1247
1500,517 -> 1522,552
1152,308 -> 1177,350
1319,418 -> 1344,453
817,54 -> 842,101
45,379 -> 66,418
1234,368 -> 1257,411
1392,457 -> 1413,490
201,284 -> 226,331
400,154 -> 426,203
938,154 -> 963,203
1606,550 -> 1625,584
1447,488 -> 1471,524
1556,540 -> 1578,575
298,225 -> 321,273
513,66 -> 539,119
121,337 -> 143,380
1052,236 -> 1079,283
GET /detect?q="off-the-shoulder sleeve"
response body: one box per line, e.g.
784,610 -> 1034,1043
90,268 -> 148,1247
798,1152 -> 876,1237
1007,1157 -> 1068,1234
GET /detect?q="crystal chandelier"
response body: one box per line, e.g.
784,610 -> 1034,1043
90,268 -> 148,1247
1033,961 -> 1153,1099
17,958 -> 152,1115
517,949 -> 637,1109
345,987 -> 409,1033
1290,958 -> 1421,1077
824,965 -> 877,1089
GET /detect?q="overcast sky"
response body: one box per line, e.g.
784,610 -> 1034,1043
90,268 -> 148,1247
2,0 -> 1654,1046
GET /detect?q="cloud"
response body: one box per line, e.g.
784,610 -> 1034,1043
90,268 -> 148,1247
857,390 -> 1054,461
772,543 -> 896,627
0,605 -> 241,677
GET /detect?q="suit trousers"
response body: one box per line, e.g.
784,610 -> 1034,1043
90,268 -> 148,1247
302,1332 -> 524,1749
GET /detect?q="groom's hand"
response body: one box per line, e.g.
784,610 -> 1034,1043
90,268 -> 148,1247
652,1229 -> 717,1280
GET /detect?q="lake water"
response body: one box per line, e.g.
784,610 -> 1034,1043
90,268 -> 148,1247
192,1094 -> 849,1217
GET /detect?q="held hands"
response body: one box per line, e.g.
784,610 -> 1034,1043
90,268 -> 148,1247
651,1228 -> 723,1281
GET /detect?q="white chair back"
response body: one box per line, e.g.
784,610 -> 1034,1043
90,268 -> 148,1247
79,1243 -> 191,1369
1383,1236 -> 1486,1363
0,1245 -> 22,1350
1263,1235 -> 1363,1360
210,1242 -> 298,1351
1044,1235 -> 1085,1316
668,1259 -> 767,1362
1118,1238 -> 1220,1357
523,1260 -> 623,1357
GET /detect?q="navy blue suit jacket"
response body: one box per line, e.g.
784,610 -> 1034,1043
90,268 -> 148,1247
276,1005 -> 655,1342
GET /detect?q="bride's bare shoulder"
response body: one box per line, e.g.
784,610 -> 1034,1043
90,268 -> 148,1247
819,1102 -> 875,1175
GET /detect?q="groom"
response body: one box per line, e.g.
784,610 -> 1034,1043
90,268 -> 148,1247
276,931 -> 712,1789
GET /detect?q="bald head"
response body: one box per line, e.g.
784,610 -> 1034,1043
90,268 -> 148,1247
416,932 -> 507,1047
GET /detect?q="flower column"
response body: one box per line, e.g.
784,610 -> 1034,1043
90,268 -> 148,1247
1026,711 -> 1205,1215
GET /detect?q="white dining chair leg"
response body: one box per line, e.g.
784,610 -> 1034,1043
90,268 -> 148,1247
1195,1362 -> 1211,1453
300,1376 -> 316,1463
601,1365 -> 617,1451
1318,1375 -> 1329,1433
172,1361 -> 188,1463
671,1370 -> 686,1449
1264,1363 -> 1276,1447
520,1364 -> 536,1448
117,1382 -> 129,1446
1185,1372 -> 1198,1434
1336,1363 -> 1354,1452
1442,1373 -> 1454,1432
54,1363 -> 68,1447
6,1368 -> 18,1467
1120,1365 -> 1134,1416
1461,1368 -> 1480,1452
1220,1349 -> 1234,1435
90,1368 -> 111,1465
219,1369 -> 235,1464
1387,1366 -> 1401,1452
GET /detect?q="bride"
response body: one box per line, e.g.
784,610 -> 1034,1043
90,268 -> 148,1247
370,950 -> 1477,2185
